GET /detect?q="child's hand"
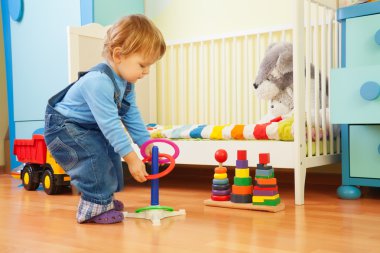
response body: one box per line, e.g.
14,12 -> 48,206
123,152 -> 148,182
144,143 -> 154,158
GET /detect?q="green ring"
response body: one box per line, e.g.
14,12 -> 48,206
135,205 -> 174,213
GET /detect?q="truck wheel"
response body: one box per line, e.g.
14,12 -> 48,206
42,170 -> 60,195
22,165 -> 40,191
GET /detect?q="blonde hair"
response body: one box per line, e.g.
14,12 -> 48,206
103,14 -> 166,62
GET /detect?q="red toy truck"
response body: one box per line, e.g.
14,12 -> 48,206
13,134 -> 71,194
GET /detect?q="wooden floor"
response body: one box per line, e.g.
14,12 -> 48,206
1,167 -> 380,253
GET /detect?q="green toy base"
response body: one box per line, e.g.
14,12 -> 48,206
135,205 -> 174,213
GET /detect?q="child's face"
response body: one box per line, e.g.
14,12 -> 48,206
113,50 -> 155,84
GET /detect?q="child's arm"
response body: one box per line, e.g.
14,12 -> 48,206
121,87 -> 151,147
80,73 -> 137,158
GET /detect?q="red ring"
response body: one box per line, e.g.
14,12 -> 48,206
144,153 -> 175,180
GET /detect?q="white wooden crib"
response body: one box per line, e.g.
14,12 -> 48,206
67,0 -> 341,205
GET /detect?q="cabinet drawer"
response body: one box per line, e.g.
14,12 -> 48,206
350,125 -> 380,179
346,13 -> 380,67
330,65 -> 380,124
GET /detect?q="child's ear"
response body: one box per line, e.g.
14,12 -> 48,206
112,47 -> 123,63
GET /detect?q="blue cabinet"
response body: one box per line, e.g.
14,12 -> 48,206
331,2 -> 380,198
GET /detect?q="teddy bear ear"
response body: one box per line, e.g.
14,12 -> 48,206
276,50 -> 293,75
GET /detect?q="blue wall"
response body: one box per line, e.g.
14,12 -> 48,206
2,0 -> 83,169
11,0 -> 81,125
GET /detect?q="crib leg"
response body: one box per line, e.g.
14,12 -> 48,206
294,164 -> 306,205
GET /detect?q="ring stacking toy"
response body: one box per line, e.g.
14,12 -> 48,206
124,139 -> 186,225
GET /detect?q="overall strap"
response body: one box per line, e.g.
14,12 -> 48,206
80,63 -> 124,109
122,82 -> 132,101
117,82 -> 133,116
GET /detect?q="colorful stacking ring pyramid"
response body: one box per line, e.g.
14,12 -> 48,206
252,153 -> 281,206
211,149 -> 231,201
231,150 -> 253,203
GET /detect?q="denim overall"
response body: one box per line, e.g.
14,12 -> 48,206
44,63 -> 131,206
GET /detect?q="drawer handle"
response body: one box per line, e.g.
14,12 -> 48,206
378,144 -> 380,154
375,29 -> 380,45
360,81 -> 380,101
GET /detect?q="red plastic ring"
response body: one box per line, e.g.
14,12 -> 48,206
145,153 -> 175,180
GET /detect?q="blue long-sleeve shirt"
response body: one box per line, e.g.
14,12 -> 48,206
54,63 -> 150,157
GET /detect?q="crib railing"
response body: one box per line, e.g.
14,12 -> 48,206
151,0 -> 340,158
156,27 -> 292,126
302,0 -> 341,158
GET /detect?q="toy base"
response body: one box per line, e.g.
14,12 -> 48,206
203,199 -> 285,212
123,207 -> 186,226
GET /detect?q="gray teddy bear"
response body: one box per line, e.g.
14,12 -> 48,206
253,42 -> 323,118
252,42 -> 337,137
253,42 -> 293,102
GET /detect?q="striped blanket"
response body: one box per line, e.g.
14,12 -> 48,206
148,115 -> 300,141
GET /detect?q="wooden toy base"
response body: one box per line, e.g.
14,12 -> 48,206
203,199 -> 285,213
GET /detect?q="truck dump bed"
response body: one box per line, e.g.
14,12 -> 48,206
13,134 -> 47,164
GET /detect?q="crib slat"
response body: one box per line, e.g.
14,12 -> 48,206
327,9 -> 334,154
255,34 -> 261,120
199,42 -> 205,123
188,43 -> 194,123
170,46 -> 176,124
210,40 -> 215,124
236,38 -> 243,123
221,39 -> 227,124
160,53 -> 166,124
321,6 -> 328,155
225,40 -> 230,123
248,36 -> 254,124
179,44 -> 185,124
305,0 -> 313,157
313,3 -> 320,156
244,35 -> 249,124
232,37 -> 237,123
205,42 -> 210,123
